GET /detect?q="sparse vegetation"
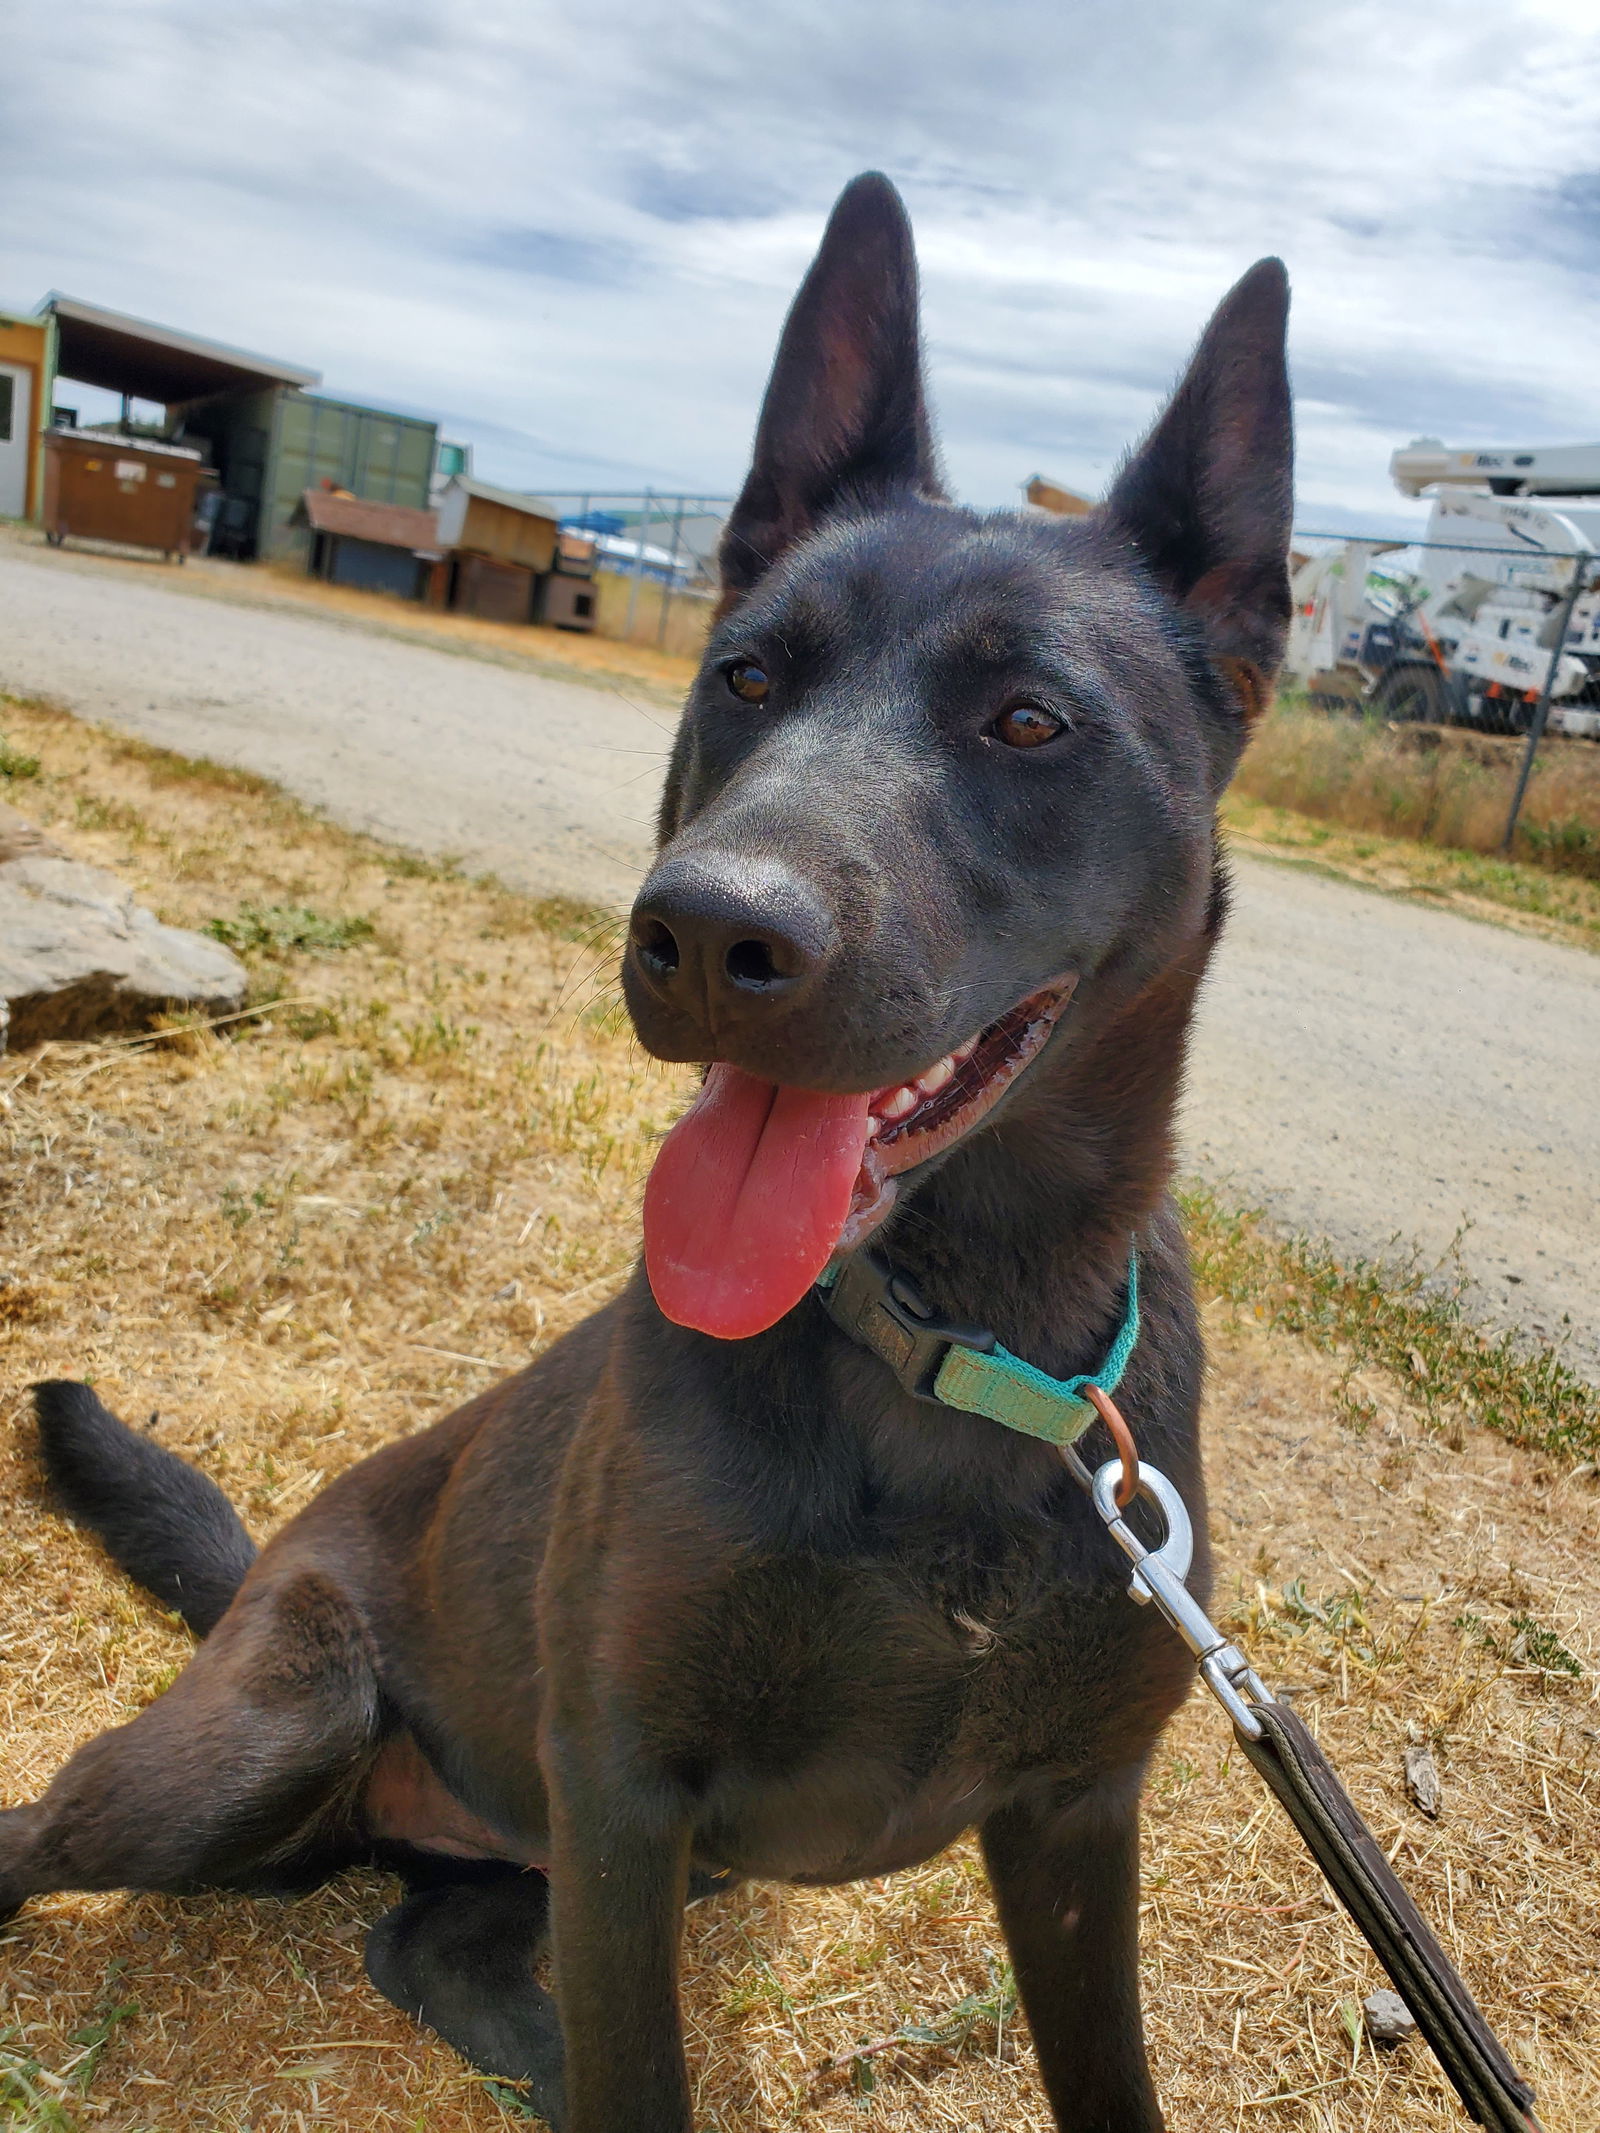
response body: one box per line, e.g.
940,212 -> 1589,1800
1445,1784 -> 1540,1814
1181,1184 -> 1600,1460
0,732 -> 41,779
1237,696 -> 1600,881
1223,791 -> 1600,953
204,901 -> 376,956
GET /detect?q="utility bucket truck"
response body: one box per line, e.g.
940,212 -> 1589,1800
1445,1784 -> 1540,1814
1285,440 -> 1600,738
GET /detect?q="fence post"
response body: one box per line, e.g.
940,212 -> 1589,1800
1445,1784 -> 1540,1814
624,487 -> 653,642
657,495 -> 686,650
1501,551 -> 1590,855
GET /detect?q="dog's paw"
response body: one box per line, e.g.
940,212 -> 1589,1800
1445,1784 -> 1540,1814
365,1880 -> 566,2126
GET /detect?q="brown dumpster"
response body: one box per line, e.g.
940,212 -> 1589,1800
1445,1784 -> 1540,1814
43,430 -> 209,561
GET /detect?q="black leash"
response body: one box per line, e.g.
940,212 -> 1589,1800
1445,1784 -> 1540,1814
820,1250 -> 1544,2132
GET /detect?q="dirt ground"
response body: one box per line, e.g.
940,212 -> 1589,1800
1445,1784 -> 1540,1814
1,702 -> 1596,2132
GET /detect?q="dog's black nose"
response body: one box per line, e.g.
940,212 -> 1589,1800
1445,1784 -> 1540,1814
627,855 -> 834,1021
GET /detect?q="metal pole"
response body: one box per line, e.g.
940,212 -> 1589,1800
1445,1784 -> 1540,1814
624,487 -> 652,641
1501,552 -> 1590,854
657,494 -> 685,650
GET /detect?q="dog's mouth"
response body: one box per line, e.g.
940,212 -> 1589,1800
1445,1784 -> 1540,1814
643,978 -> 1075,1340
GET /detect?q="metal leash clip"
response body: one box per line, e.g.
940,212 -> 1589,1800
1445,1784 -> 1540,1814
1077,1452 -> 1275,1740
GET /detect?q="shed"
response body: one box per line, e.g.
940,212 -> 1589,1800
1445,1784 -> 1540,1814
436,476 -> 562,574
39,296 -> 437,563
297,490 -> 441,600
1024,474 -> 1095,517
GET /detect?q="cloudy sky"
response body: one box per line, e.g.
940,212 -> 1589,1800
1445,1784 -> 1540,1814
5,1 -> 1599,534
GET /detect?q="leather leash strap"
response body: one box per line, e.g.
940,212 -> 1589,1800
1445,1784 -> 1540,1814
1237,1701 -> 1544,2132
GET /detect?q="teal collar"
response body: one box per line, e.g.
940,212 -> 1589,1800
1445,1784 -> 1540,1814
816,1246 -> 1140,1450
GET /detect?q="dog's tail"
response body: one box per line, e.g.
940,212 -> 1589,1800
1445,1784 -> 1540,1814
32,1381 -> 258,1637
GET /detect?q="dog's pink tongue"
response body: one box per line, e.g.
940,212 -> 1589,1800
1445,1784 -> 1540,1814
644,1064 -> 874,1339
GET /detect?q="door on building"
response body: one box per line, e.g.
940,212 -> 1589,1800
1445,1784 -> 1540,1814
0,363 -> 32,518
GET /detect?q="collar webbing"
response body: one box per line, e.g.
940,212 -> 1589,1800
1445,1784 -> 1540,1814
816,1247 -> 1140,1450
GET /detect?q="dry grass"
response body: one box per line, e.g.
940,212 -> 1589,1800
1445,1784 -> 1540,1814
1237,699 -> 1600,882
1,693 -> 1596,2131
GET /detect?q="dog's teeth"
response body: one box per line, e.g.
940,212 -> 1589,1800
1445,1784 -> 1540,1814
874,1085 -> 919,1122
951,1036 -> 978,1063
917,1056 -> 955,1096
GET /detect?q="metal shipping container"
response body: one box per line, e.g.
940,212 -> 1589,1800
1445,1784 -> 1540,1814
187,388 -> 436,561
266,394 -> 436,561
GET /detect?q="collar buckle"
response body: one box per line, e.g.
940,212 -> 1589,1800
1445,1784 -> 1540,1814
819,1249 -> 996,1403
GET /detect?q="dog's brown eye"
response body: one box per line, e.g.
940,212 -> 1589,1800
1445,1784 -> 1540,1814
992,701 -> 1064,749
726,662 -> 770,705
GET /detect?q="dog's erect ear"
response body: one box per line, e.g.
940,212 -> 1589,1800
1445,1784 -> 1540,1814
1102,259 -> 1293,714
718,172 -> 943,606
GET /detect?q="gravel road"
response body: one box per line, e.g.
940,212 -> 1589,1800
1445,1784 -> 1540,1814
0,539 -> 672,905
5,539 -> 1597,1377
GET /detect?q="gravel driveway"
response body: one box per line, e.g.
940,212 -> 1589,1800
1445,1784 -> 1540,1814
4,538 -> 1597,1377
0,538 -> 672,905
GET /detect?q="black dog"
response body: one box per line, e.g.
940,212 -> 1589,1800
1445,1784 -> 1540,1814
3,173 -> 1290,2132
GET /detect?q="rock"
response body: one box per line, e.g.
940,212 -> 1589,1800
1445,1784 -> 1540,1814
1363,1989 -> 1417,2046
0,802 -> 247,1050
1403,1742 -> 1443,1818
0,807 -> 68,864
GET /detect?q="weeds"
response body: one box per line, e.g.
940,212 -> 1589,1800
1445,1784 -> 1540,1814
0,2030 -> 75,2129
204,902 -> 375,955
1182,1184 -> 1600,1459
0,1963 -> 138,2127
819,1958 -> 1018,2091
1224,792 -> 1600,952
72,793 -> 148,839
1520,813 -> 1600,876
1456,1610 -> 1584,1678
0,734 -> 41,779
1238,698 -> 1600,882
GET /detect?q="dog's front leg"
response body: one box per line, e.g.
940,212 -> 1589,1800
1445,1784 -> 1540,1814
544,1718 -> 695,2133
982,1768 -> 1164,2132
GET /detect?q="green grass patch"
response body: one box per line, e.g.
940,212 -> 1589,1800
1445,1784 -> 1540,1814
1223,792 -> 1600,954
1181,1184 -> 1600,1461
0,733 -> 41,779
204,902 -> 375,956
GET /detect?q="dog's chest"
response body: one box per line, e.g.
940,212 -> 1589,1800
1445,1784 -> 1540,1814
633,1545 -> 1157,1882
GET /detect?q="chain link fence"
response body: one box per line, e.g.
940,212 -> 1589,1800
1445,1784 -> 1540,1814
536,490 -> 731,660
1288,526 -> 1600,849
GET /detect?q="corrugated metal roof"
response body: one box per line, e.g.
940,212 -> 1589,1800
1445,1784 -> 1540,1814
44,294 -> 320,402
299,490 -> 440,551
446,476 -> 565,523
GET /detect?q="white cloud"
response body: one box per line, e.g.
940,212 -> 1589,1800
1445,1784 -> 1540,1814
5,0 -> 1598,528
